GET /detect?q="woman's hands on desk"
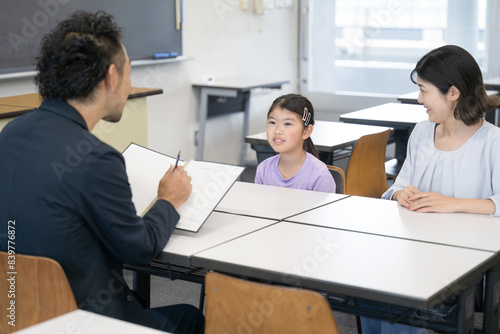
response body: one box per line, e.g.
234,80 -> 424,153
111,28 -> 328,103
394,186 -> 456,213
393,185 -> 496,215
157,165 -> 192,209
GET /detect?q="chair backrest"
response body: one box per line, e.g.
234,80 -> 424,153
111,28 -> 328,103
327,165 -> 345,194
346,129 -> 390,198
204,271 -> 340,334
0,252 -> 77,333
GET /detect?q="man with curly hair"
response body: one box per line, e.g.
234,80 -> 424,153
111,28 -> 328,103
0,10 -> 204,333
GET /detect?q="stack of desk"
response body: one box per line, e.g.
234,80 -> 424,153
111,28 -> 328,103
132,181 -> 500,333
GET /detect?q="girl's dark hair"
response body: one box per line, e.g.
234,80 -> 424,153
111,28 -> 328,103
268,93 -> 319,158
34,11 -> 124,101
411,45 -> 500,125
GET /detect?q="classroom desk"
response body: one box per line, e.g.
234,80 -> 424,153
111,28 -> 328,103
156,211 -> 278,266
397,90 -> 499,105
214,181 -> 347,219
131,182 -> 346,306
127,211 -> 280,308
0,91 -> 42,109
192,78 -> 289,163
14,309 -> 168,334
340,103 -> 428,166
0,94 -> 41,133
286,195 -> 500,252
191,222 -> 496,333
0,104 -> 30,116
130,183 -> 500,332
484,76 -> 500,91
245,121 -> 392,164
286,195 -> 500,333
0,87 -> 163,152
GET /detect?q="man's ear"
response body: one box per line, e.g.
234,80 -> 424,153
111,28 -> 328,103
104,64 -> 118,93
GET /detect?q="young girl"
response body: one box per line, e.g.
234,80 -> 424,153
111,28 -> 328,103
254,93 -> 336,193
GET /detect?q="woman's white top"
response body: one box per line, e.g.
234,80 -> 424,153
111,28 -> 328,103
382,120 -> 500,216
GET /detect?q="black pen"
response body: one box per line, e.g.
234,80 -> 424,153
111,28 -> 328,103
174,150 -> 181,169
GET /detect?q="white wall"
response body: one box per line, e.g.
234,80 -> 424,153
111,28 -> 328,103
0,0 -> 298,165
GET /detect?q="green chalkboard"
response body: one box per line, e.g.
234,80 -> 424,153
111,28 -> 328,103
0,0 -> 182,75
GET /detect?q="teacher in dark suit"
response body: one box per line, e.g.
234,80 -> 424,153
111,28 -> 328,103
0,11 -> 204,333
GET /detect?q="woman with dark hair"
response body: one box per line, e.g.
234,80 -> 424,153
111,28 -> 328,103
382,45 -> 500,216
254,93 -> 336,193
365,44 -> 500,334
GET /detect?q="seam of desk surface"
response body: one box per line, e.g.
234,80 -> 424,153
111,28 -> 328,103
162,194 -> 351,264
0,87 -> 163,119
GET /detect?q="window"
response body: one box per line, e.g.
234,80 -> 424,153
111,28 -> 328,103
299,0 -> 498,116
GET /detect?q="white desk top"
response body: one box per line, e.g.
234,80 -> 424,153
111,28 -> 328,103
215,181 -> 348,220
340,102 -> 428,127
286,196 -> 500,252
485,76 -> 500,90
245,121 -> 392,152
398,90 -> 498,104
192,222 -> 495,309
14,309 -> 168,334
157,211 -> 278,265
192,78 -> 289,91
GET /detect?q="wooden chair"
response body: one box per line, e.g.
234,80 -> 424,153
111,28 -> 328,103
345,129 -> 391,198
204,271 -> 340,334
327,165 -> 346,194
0,252 -> 77,333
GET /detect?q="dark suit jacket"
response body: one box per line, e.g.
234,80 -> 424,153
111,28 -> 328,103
0,99 -> 179,329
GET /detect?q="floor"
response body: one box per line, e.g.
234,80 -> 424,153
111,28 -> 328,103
123,162 -> 492,333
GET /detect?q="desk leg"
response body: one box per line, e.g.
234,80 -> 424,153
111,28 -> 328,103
483,263 -> 500,333
455,284 -> 476,334
134,271 -> 151,308
196,88 -> 209,161
196,87 -> 238,161
240,91 -> 251,165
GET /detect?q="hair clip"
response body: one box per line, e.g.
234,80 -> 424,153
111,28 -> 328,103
302,107 -> 311,126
